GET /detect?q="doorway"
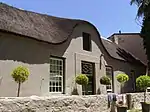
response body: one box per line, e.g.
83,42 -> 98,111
81,61 -> 95,95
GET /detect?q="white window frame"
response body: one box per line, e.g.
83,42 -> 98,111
49,57 -> 64,93
106,66 -> 113,93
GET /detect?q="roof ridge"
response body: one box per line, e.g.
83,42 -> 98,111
0,2 -> 83,22
0,2 -> 88,44
107,33 -> 141,39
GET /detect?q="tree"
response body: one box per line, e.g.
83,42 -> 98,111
131,0 -> 150,73
75,74 -> 89,95
116,74 -> 129,106
11,66 -> 30,97
116,74 -> 129,93
100,76 -> 111,85
136,75 -> 150,102
100,76 -> 111,91
141,4 -> 150,72
130,0 -> 150,17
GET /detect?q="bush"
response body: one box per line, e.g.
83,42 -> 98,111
116,73 -> 129,94
100,76 -> 111,85
116,73 -> 129,84
136,75 -> 150,91
75,74 -> 89,85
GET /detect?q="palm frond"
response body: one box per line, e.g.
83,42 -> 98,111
130,0 -> 136,5
137,4 -> 145,17
130,0 -> 143,6
137,1 -> 150,17
131,0 -> 150,17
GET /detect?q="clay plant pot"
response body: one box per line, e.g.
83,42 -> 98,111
141,102 -> 150,112
117,106 -> 127,112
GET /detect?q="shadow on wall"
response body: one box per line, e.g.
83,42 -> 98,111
71,87 -> 79,95
0,32 -> 73,64
97,88 -> 101,94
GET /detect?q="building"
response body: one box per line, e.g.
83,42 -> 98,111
0,3 -> 146,96
102,36 -> 146,93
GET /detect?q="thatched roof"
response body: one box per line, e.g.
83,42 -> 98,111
108,33 -> 147,65
101,38 -> 146,66
0,3 -> 90,44
0,3 -> 146,66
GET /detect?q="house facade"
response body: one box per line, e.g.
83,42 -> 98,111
0,3 -> 107,96
0,3 -> 147,96
101,37 -> 146,93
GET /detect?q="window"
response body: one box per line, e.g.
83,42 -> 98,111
49,57 -> 64,93
83,32 -> 91,51
106,66 -> 113,93
130,70 -> 136,92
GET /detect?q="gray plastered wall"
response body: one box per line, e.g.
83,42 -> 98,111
0,23 -> 107,97
104,53 -> 146,93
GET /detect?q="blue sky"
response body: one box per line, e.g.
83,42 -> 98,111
0,0 -> 140,37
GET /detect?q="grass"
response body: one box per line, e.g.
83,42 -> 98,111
128,109 -> 141,112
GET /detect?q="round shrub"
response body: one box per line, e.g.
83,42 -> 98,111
11,66 -> 30,97
136,75 -> 150,91
116,73 -> 129,84
11,66 -> 30,83
75,74 -> 89,85
100,76 -> 111,85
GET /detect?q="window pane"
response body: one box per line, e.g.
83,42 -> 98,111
59,81 -> 61,86
56,87 -> 58,92
52,82 -> 55,86
87,85 -> 92,91
59,87 -> 62,92
51,87 -> 53,91
56,82 -> 58,86
88,76 -> 93,82
53,87 -> 55,92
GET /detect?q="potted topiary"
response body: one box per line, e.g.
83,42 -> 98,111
116,73 -> 129,112
11,66 -> 30,97
75,74 -> 89,95
100,76 -> 112,108
100,76 -> 111,92
136,75 -> 150,112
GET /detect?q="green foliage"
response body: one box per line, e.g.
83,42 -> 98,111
141,9 -> 150,69
75,74 -> 89,85
130,0 -> 150,17
136,75 -> 150,91
100,76 -> 111,85
11,66 -> 30,83
129,109 -> 141,112
116,74 -> 129,84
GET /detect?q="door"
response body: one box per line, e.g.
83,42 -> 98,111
81,61 -> 95,95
